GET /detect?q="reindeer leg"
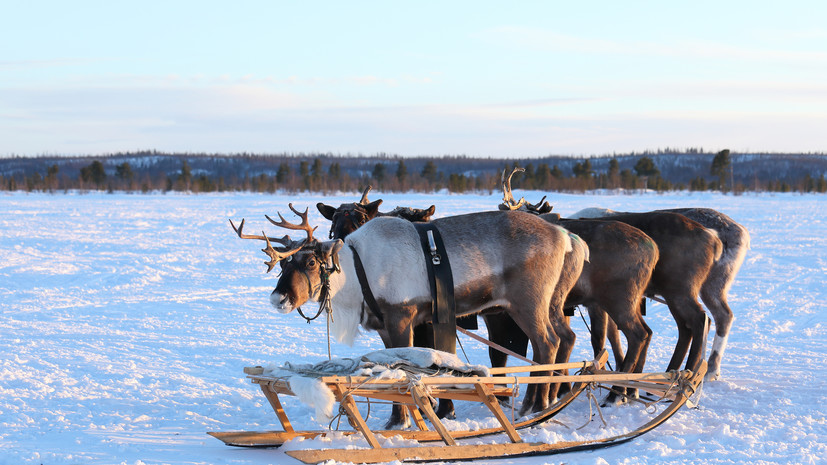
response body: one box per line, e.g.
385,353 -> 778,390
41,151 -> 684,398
412,323 -> 455,419
549,309 -> 575,401
664,296 -> 706,372
483,313 -> 529,368
700,280 -> 734,381
588,305 -> 621,405
382,305 -> 418,429
585,307 -> 608,362
606,317 -> 625,370
518,319 -> 558,417
483,313 -> 529,405
685,305 -> 710,373
612,308 -> 653,401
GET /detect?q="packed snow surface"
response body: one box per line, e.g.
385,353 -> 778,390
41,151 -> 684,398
1,190 -> 825,464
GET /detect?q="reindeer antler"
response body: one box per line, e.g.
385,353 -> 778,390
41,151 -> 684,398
265,203 -> 318,244
359,185 -> 372,205
229,218 -> 305,272
501,167 -> 528,211
527,195 -> 553,214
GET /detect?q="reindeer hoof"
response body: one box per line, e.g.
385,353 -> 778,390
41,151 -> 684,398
384,418 -> 411,430
601,392 -> 628,407
704,371 -> 720,382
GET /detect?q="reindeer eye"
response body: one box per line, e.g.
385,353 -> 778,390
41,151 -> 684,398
307,257 -> 317,267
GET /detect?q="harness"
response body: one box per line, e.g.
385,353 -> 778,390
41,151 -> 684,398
413,223 -> 457,354
349,245 -> 386,324
348,224 -> 459,354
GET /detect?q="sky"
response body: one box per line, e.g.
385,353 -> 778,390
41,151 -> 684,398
2,1 -> 826,158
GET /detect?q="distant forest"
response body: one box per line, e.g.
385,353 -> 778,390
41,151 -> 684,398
1,148 -> 826,194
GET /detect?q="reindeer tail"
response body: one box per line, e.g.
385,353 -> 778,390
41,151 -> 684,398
706,228 -> 724,262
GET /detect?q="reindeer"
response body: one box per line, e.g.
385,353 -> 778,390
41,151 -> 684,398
317,186 -> 435,240
500,168 -> 722,376
230,204 -> 576,426
554,208 -> 722,374
492,170 -> 659,402
572,206 -> 749,381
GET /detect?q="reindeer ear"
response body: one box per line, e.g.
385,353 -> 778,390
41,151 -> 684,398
317,203 -> 337,221
319,239 -> 344,262
364,199 -> 383,218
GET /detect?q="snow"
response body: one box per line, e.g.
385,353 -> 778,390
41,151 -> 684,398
1,190 -> 826,465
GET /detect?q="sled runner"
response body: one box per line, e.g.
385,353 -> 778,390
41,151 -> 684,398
209,349 -> 706,464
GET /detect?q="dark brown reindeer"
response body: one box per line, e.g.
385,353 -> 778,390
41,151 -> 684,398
231,204 -> 575,426
316,186 -> 435,240
489,170 -> 660,402
572,206 -> 749,381
554,209 -> 722,374
498,168 -> 724,376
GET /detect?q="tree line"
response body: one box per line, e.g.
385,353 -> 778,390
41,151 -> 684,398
2,149 -> 826,194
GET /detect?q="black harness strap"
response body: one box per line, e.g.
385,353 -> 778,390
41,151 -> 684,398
414,223 -> 457,354
348,245 -> 384,324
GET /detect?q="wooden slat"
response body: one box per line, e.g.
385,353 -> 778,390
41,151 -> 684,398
286,441 -> 546,464
407,405 -> 429,431
475,383 -> 521,443
596,380 -> 682,399
409,384 -> 456,446
259,384 -> 293,433
331,384 -> 381,449
244,366 -> 264,375
251,371 -> 678,390
343,388 -> 513,403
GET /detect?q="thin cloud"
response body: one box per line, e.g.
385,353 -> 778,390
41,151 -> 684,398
479,25 -> 827,65
0,58 -> 116,69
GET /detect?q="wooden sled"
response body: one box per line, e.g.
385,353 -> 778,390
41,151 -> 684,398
209,352 -> 706,464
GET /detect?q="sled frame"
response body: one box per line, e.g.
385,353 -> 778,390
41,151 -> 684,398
209,352 -> 707,464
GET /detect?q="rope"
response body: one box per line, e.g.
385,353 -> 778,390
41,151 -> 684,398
328,373 -> 384,431
326,310 -> 332,361
590,368 -> 702,418
456,335 -> 470,364
577,383 -> 607,430
578,306 -> 614,372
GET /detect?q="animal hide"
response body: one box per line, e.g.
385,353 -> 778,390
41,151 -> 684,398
263,348 -> 490,424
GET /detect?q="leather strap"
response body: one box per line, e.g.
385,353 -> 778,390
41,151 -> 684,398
348,245 -> 384,324
414,223 -> 456,354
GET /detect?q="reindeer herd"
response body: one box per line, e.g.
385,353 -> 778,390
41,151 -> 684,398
230,169 -> 750,427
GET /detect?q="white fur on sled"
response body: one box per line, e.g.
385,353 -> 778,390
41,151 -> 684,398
262,347 -> 490,424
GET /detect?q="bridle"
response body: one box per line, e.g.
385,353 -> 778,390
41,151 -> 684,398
293,246 -> 341,323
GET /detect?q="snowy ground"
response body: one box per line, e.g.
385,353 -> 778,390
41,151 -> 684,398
1,190 -> 825,465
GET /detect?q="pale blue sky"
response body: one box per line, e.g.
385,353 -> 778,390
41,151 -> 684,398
2,1 -> 826,157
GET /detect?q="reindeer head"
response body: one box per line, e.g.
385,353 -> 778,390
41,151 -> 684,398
317,186 -> 383,239
317,185 -> 436,239
498,167 -> 554,215
230,204 -> 343,314
385,205 -> 436,222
